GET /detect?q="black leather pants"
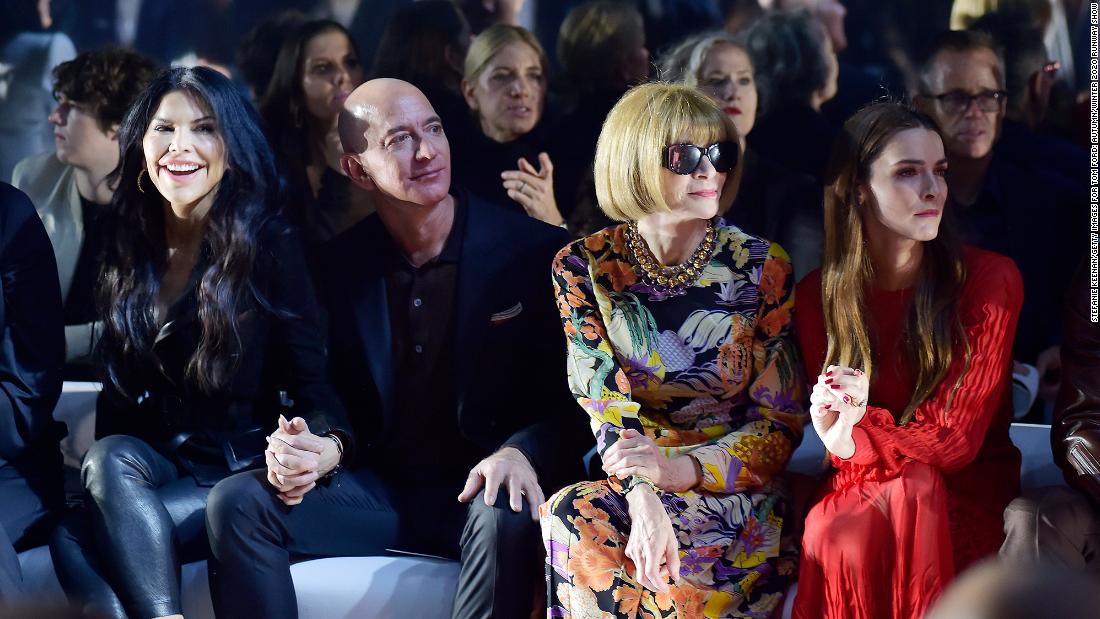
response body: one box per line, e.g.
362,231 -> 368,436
49,435 -> 209,619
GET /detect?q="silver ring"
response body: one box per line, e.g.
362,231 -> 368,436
520,181 -> 527,194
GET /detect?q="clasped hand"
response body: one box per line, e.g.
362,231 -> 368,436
265,415 -> 339,506
601,429 -> 698,493
809,365 -> 869,459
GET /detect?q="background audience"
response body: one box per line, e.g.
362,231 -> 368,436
661,29 -> 824,277
742,9 -> 840,183
369,1 -> 472,133
0,0 -> 1092,615
260,19 -> 373,246
451,24 -> 564,225
913,30 -> 1081,411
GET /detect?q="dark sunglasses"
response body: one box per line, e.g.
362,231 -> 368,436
663,141 -> 739,175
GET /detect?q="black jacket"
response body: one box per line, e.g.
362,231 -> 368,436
0,182 -> 64,471
318,191 -> 591,486
95,220 -> 351,483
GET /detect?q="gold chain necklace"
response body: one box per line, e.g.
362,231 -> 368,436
625,219 -> 717,296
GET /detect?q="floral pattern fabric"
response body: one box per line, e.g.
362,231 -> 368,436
542,222 -> 807,618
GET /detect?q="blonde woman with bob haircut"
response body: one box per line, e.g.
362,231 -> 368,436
542,82 -> 806,618
792,101 -> 1023,619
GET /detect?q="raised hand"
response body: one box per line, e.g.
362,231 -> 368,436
501,153 -> 564,226
809,366 -> 869,459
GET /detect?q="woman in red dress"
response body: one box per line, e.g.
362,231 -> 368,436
792,101 -> 1023,619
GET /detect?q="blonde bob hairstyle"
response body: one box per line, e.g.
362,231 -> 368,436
463,24 -> 548,84
594,82 -> 741,222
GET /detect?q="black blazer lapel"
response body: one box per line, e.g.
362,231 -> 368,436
454,200 -> 499,401
347,222 -> 396,423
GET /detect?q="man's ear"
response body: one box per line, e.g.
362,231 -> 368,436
107,123 -> 121,141
341,154 -> 375,191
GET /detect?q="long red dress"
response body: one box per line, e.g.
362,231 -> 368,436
792,246 -> 1023,619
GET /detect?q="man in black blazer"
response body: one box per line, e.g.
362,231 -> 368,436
206,79 -> 590,619
0,183 -> 65,598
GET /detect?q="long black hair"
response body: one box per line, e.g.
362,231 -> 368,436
259,20 -> 360,186
101,66 -> 280,398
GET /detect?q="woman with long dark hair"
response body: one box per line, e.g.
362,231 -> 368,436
49,66 -> 350,619
260,19 -> 370,245
792,101 -> 1023,618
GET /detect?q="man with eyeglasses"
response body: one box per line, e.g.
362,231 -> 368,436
914,30 -> 1082,420
968,14 -> 1088,199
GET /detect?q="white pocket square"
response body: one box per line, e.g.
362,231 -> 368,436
489,302 -> 523,324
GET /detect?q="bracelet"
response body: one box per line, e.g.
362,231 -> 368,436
322,433 -> 344,479
326,433 -> 344,458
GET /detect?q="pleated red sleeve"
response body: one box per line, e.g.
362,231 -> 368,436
839,249 -> 1023,475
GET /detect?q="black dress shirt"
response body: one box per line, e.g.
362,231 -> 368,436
381,199 -> 481,482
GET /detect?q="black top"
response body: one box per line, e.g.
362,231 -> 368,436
728,149 -> 824,280
448,115 -> 556,215
949,145 -> 1084,362
747,102 -> 839,184
63,196 -> 105,327
0,183 -> 64,487
95,218 -> 351,485
382,198 -> 480,482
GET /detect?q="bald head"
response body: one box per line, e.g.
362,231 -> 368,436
337,78 -> 452,207
337,78 -> 437,154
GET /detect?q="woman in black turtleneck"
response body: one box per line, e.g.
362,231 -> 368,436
450,24 -> 567,226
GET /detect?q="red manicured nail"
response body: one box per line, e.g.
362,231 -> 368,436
826,370 -> 833,376
825,379 -> 834,385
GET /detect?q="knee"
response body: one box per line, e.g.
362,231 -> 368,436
543,482 -> 590,524
80,435 -> 149,496
465,489 -> 539,548
205,471 -> 277,551
1036,486 -> 1096,532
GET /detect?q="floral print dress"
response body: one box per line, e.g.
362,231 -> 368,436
541,222 -> 807,619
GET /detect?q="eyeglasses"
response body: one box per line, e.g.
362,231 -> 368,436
1042,61 -> 1061,75
663,141 -> 738,175
921,89 -> 1007,114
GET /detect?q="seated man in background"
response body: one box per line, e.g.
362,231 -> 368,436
913,30 -> 1083,413
11,47 -> 158,378
205,78 -> 591,619
0,183 -> 65,599
1000,265 -> 1100,574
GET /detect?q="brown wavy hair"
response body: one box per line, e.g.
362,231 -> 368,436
821,101 -> 970,424
52,48 -> 160,132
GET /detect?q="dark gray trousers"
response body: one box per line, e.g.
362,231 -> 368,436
205,467 -> 542,619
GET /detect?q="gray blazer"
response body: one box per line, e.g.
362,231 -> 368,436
12,151 -> 98,361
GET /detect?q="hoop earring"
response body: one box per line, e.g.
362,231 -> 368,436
137,169 -> 148,194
